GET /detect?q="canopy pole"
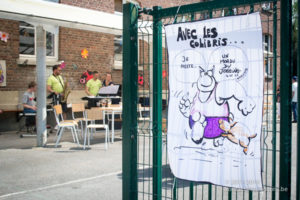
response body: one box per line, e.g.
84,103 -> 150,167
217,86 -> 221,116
36,25 -> 47,147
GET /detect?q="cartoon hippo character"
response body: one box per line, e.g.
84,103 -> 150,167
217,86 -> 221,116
179,66 -> 255,145
219,118 -> 257,154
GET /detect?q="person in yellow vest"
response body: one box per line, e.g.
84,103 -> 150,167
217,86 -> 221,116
85,71 -> 102,108
47,65 -> 67,119
85,71 -> 102,96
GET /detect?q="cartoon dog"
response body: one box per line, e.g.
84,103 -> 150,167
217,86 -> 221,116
218,118 -> 257,154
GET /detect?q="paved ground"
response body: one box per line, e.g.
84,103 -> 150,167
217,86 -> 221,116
0,130 -> 123,200
0,122 -> 298,200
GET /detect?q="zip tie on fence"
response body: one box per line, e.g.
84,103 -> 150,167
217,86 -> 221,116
138,7 -> 152,15
173,5 -> 181,24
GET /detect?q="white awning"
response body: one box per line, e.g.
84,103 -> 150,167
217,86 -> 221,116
0,0 -> 123,35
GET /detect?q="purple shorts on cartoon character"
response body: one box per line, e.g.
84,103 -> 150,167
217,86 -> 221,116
189,116 -> 228,138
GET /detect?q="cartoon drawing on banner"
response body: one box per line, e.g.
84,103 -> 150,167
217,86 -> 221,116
178,46 -> 256,154
219,118 -> 257,154
165,12 -> 264,190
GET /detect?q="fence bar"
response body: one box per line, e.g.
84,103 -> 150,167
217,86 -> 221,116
173,178 -> 177,200
189,182 -> 194,200
271,1 -> 278,200
208,184 -> 212,200
152,6 -> 163,200
149,0 -> 276,18
122,3 -> 139,200
249,191 -> 252,200
297,0 -> 300,199
228,189 -> 232,200
279,0 -> 292,199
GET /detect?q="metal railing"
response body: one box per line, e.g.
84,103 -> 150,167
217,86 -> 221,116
122,0 -> 297,199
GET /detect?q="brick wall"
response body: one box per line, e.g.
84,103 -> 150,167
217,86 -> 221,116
60,0 -> 114,13
59,27 -> 115,90
259,2 -> 281,91
0,19 -> 36,91
138,0 -> 202,9
0,0 -> 281,93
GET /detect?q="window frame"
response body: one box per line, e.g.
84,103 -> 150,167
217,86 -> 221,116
263,34 -> 273,77
113,35 -> 123,69
19,22 -> 59,62
263,34 -> 272,54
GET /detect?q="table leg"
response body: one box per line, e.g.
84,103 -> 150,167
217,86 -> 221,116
112,111 -> 115,143
103,110 -> 106,125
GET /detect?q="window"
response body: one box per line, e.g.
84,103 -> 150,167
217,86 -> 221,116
19,21 -> 58,58
264,57 -> 272,76
263,34 -> 272,76
19,22 -> 35,55
114,35 -> 122,68
263,34 -> 272,53
113,35 -> 145,70
262,3 -> 271,11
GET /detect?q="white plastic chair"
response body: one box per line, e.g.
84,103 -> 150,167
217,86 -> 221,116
53,104 -> 79,147
84,108 -> 109,150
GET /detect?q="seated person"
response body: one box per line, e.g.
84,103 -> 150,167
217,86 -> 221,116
85,71 -> 102,96
23,81 -> 37,113
102,73 -> 114,86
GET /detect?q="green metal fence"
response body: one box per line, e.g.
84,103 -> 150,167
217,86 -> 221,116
122,0 -> 296,199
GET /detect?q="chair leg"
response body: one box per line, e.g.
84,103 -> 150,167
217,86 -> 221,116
105,127 -> 108,150
107,126 -> 110,144
83,127 -> 88,150
88,128 -> 91,147
91,127 -> 94,140
70,127 -> 76,143
54,127 -> 61,141
55,127 -> 64,147
73,126 -> 80,146
80,121 -> 84,139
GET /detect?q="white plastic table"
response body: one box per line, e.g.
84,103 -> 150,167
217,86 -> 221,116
101,106 -> 122,143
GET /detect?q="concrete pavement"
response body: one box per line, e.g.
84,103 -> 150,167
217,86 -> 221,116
0,130 -> 122,200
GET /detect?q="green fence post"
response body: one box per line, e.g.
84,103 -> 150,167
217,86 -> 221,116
173,178 -> 177,200
279,0 -> 292,199
297,0 -> 300,199
248,191 -> 252,200
189,182 -> 194,200
122,3 -> 139,200
208,185 -> 212,200
272,1 -> 278,200
228,189 -> 232,200
152,5 -> 163,200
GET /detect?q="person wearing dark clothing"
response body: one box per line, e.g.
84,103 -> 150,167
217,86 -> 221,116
103,73 -> 114,86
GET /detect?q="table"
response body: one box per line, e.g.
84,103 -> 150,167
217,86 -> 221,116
82,96 -> 121,108
100,106 -> 122,143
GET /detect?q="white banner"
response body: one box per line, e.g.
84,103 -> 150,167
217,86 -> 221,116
165,13 -> 263,190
